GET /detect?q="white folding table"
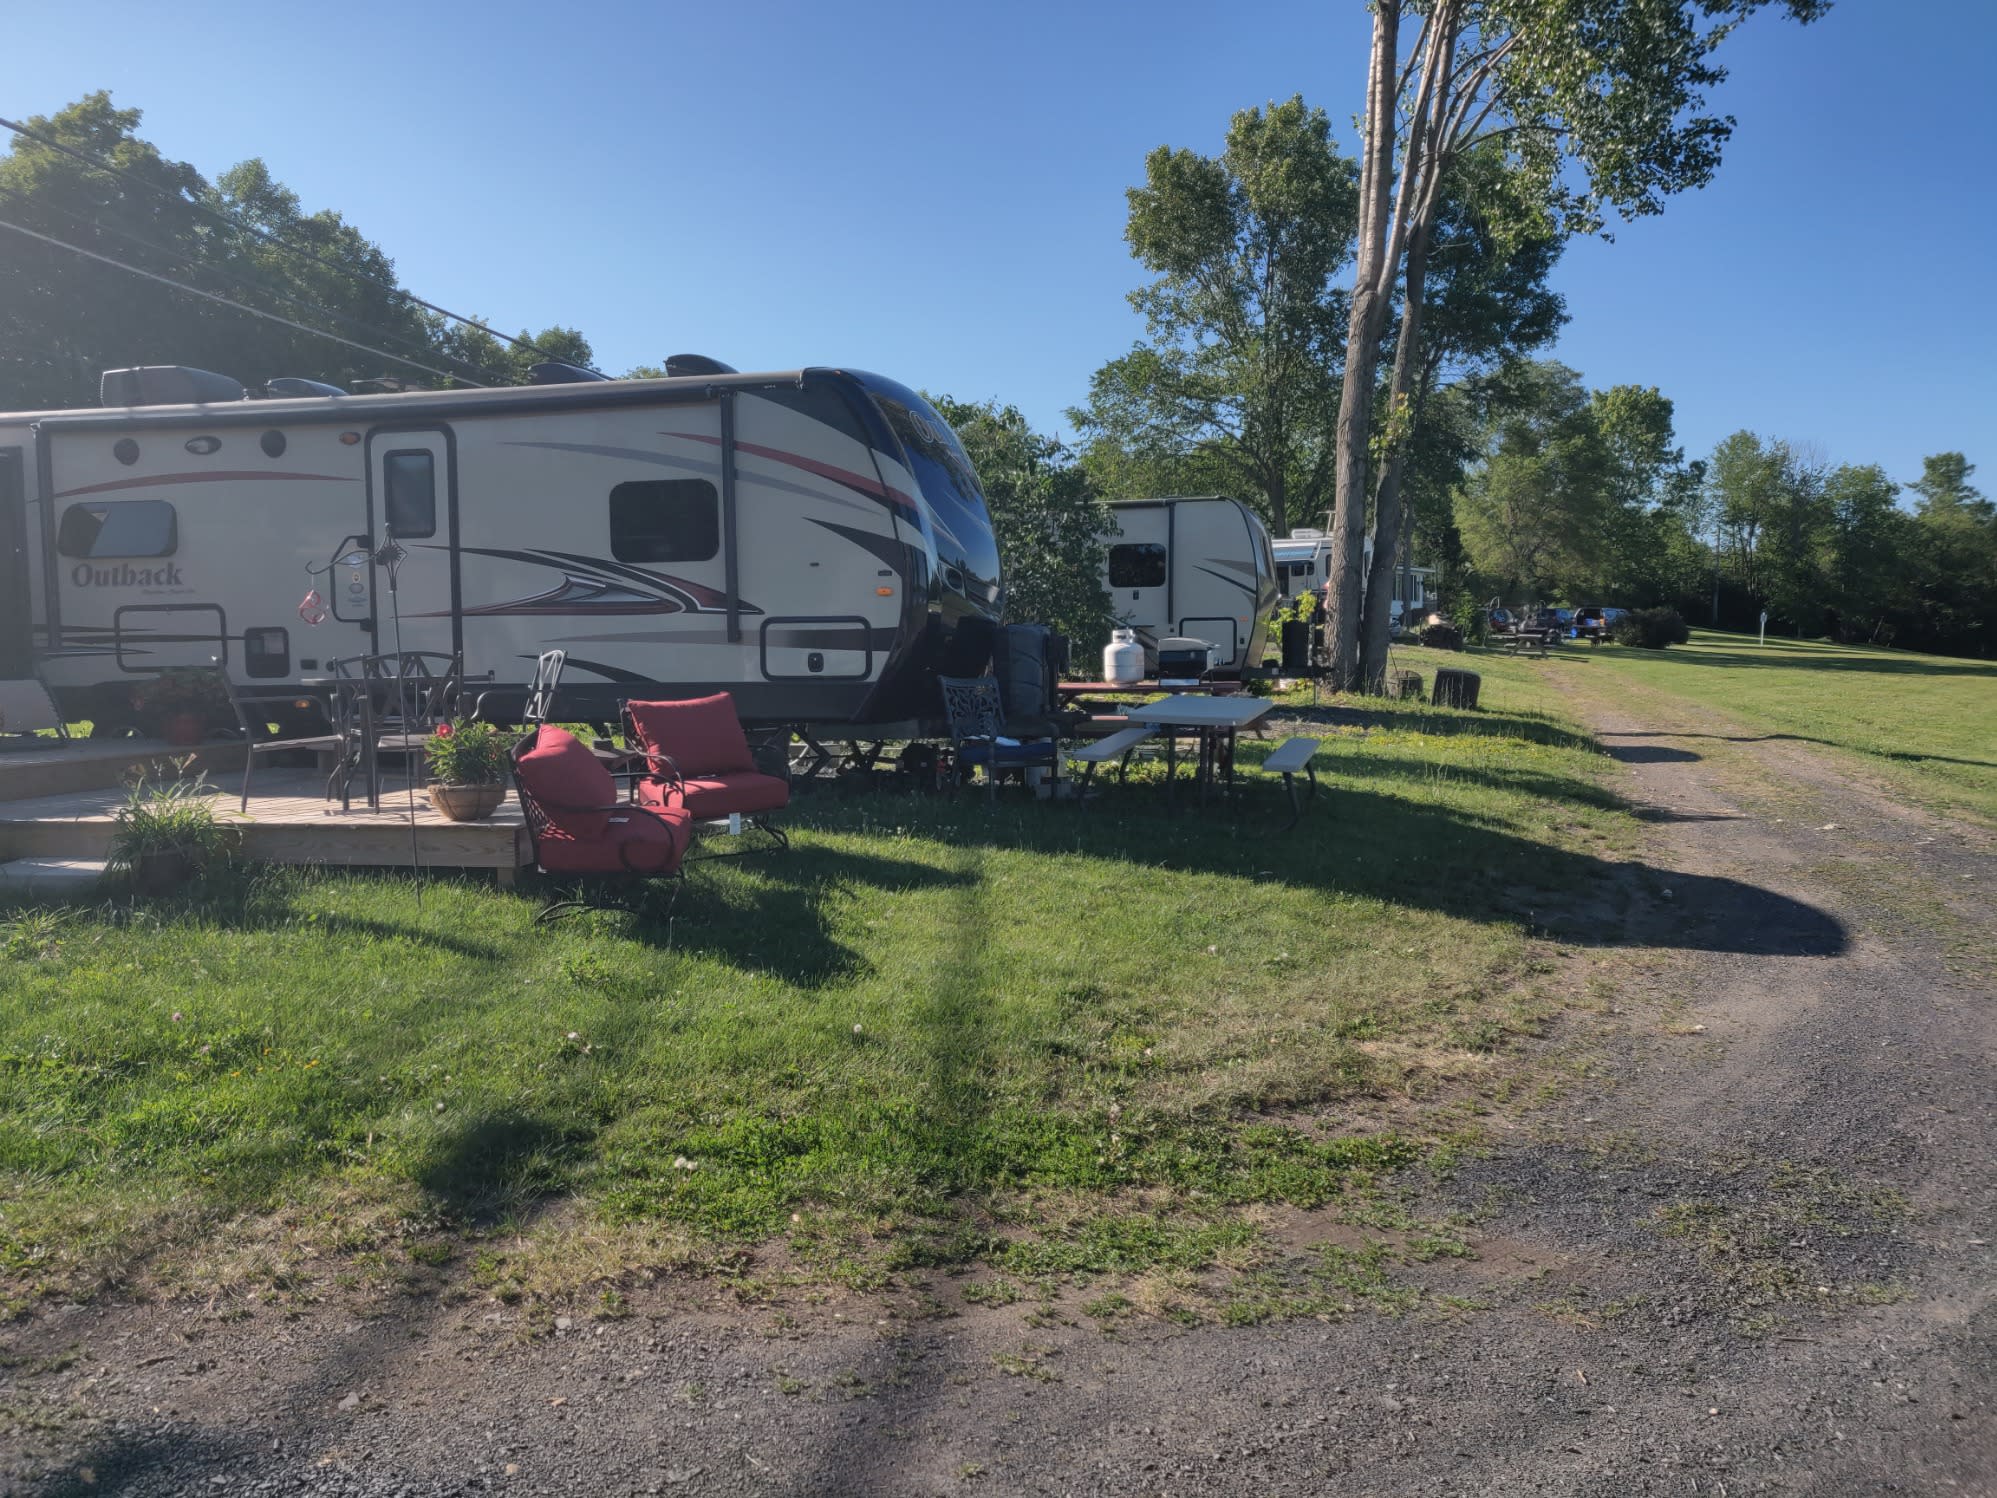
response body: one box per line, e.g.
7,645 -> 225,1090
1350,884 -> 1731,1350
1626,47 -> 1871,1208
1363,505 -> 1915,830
1124,693 -> 1275,808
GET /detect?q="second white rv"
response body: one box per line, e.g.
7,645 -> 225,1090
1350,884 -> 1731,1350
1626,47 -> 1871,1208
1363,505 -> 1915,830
1100,497 -> 1277,676
1272,527 -> 1332,599
1272,526 -> 1438,630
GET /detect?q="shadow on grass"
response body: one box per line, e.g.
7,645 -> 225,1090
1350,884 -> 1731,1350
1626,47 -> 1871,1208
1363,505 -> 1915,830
1640,645 -> 1997,679
417,1109 -> 579,1221
1325,749 -> 1629,815
1601,742 -> 1702,765
1603,729 -> 1996,772
599,843 -> 979,986
0,868 -> 510,962
795,780 -> 1846,960
1281,701 -> 1599,754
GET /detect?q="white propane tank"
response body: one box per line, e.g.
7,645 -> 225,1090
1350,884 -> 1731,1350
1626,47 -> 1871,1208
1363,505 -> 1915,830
1103,628 -> 1145,685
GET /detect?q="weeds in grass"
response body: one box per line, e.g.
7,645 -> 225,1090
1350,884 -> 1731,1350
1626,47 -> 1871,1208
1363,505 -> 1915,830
991,1347 -> 1059,1382
960,1278 -> 1022,1307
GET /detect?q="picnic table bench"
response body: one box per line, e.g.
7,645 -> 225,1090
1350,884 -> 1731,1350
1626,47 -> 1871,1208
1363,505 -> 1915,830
1260,736 -> 1321,831
1067,723 -> 1158,800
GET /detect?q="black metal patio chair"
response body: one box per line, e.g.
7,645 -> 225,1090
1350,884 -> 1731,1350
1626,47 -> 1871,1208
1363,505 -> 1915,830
220,670 -> 346,813
938,675 -> 1062,802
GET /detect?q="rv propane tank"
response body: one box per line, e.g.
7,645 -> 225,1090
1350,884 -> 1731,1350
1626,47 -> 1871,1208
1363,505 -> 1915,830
1103,628 -> 1145,685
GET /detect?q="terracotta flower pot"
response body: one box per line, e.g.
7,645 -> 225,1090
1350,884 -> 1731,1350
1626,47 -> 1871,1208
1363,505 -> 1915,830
162,712 -> 207,747
428,783 -> 506,822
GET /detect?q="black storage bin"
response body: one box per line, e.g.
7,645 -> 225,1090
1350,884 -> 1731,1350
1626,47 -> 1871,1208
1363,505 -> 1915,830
1280,620 -> 1312,671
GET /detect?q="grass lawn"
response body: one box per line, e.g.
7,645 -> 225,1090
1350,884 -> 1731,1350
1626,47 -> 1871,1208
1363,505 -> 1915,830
0,649 -> 1633,1317
1584,631 -> 1997,827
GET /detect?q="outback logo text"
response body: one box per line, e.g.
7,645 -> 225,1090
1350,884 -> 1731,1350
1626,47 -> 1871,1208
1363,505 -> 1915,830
71,562 -> 185,588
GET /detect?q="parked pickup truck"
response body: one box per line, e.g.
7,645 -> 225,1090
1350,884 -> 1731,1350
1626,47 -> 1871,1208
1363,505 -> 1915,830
1571,606 -> 1625,641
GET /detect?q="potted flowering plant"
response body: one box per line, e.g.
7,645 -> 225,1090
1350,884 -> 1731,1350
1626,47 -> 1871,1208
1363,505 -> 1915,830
424,719 -> 510,821
132,667 -> 232,747
108,757 -> 241,894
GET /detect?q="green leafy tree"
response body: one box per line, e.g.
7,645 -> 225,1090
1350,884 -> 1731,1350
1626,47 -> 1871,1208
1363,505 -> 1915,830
1704,431 -> 1832,630
929,396 -> 1115,652
0,94 -> 214,406
1821,463 -> 1907,640
1071,96 -> 1358,536
0,93 -> 582,406
1324,0 -> 1831,685
431,321 -> 594,387
1453,361 -> 1614,596
1585,383 -> 1695,604
1903,453 -> 1996,654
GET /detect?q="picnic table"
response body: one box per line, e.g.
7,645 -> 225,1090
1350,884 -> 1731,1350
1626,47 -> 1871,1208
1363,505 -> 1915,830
1123,692 -> 1275,808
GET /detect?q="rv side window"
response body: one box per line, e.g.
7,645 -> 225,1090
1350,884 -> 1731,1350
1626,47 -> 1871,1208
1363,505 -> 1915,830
609,479 -> 720,563
1108,542 -> 1167,589
57,500 -> 177,558
382,450 -> 437,539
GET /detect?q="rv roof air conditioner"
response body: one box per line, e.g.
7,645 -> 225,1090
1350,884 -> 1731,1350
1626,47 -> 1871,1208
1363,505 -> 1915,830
1289,526 -> 1326,540
665,353 -> 737,377
100,366 -> 247,408
527,362 -> 611,385
263,377 -> 347,399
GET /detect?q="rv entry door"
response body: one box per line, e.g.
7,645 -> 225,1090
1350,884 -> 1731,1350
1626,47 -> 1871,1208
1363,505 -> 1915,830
366,429 -> 458,661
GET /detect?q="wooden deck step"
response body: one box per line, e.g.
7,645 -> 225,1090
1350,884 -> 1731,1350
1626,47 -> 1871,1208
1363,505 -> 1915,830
0,737 -> 248,803
0,856 -> 107,896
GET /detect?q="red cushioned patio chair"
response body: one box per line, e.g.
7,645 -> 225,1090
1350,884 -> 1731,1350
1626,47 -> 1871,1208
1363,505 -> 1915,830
511,723 -> 694,923
621,693 -> 791,853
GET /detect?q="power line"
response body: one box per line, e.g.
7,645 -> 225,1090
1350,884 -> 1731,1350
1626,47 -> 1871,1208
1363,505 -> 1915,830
0,186 -> 510,387
0,215 -> 488,387
0,111 -> 599,373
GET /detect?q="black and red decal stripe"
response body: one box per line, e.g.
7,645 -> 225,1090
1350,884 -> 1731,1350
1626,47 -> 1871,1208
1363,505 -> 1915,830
54,470 -> 354,499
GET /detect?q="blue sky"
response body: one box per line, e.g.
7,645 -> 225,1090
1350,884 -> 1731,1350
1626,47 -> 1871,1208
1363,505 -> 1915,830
4,1 -> 1991,492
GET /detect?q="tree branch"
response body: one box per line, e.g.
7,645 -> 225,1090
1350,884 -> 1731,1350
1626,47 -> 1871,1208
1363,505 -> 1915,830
1438,31 -> 1520,149
1394,7 -> 1435,114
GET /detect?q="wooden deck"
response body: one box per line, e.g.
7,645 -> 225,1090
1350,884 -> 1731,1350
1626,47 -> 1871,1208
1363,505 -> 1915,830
0,769 -> 529,881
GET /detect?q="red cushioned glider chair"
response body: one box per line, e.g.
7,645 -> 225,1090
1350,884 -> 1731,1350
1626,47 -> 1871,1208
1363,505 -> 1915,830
621,693 -> 791,851
511,723 -> 694,922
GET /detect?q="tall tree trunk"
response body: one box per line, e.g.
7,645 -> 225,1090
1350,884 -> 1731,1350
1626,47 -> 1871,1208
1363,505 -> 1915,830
1324,1 -> 1399,690
1358,219 -> 1433,687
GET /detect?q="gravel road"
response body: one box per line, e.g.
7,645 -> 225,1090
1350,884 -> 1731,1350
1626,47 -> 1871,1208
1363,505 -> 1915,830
4,666 -> 1991,1496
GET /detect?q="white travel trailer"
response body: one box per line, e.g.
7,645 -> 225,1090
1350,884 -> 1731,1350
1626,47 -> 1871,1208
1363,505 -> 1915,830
1,362 -> 1004,733
1271,526 -> 1436,628
1271,527 -> 1332,599
1100,497 -> 1277,676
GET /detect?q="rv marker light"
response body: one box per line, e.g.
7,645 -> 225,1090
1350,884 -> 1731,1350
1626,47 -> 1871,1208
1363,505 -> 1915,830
339,431 -> 360,445
876,586 -> 894,596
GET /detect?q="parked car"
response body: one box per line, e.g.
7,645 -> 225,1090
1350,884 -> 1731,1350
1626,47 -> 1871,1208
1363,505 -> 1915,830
1486,606 -> 1517,635
1523,608 -> 1566,638
1572,606 -> 1626,641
